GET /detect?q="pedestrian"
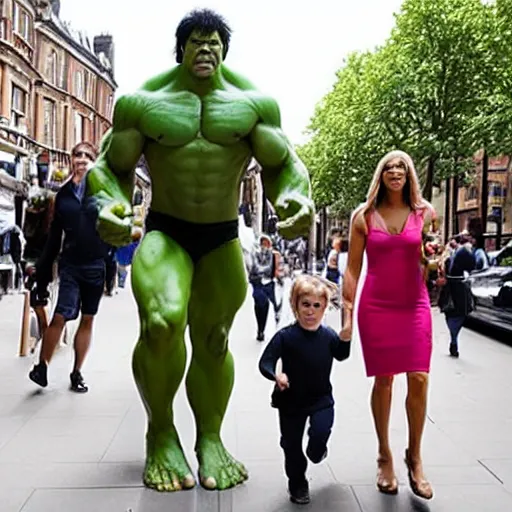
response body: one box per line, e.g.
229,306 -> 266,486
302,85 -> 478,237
324,226 -> 342,262
438,233 -> 476,357
115,240 -> 139,289
473,234 -> 489,271
341,150 -> 435,500
104,246 -> 117,296
325,236 -> 342,284
248,234 -> 282,341
28,142 -> 108,393
259,274 -> 351,505
337,239 -> 348,288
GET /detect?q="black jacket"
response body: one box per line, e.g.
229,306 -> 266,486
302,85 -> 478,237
36,179 -> 108,285
259,322 -> 351,412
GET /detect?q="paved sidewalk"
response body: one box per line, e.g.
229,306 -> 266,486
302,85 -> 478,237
0,281 -> 512,511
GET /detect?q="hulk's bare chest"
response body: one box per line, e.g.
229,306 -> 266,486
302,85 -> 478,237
138,90 -> 259,146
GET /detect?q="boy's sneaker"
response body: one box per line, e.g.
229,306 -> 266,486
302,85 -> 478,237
306,445 -> 328,464
29,362 -> 48,388
289,483 -> 310,505
70,370 -> 88,393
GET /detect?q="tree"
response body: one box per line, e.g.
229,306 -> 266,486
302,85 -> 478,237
300,0 -> 499,210
297,52 -> 390,214
474,0 -> 512,156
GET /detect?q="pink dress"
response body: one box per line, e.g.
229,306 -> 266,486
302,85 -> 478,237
358,209 -> 432,377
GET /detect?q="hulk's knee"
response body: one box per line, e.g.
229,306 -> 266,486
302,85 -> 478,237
192,323 -> 230,360
142,305 -> 187,352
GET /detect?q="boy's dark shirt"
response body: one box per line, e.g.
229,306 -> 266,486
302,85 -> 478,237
259,322 -> 351,413
36,178 -> 108,286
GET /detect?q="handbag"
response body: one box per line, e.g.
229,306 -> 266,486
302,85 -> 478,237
438,283 -> 455,314
463,280 -> 475,314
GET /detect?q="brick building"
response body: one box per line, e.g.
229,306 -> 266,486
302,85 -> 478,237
0,0 -> 116,186
454,153 -> 511,249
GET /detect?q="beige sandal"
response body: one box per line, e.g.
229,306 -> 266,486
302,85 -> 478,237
376,458 -> 398,495
404,449 -> 433,500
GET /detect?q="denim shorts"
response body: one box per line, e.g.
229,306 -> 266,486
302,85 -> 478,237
55,260 -> 106,320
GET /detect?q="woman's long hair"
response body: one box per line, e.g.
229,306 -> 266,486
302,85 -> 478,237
358,150 -> 428,218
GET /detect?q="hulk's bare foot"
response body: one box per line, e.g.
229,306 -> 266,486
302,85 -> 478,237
197,435 -> 248,490
144,427 -> 196,492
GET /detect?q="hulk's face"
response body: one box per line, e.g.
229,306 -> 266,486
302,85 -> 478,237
183,30 -> 223,79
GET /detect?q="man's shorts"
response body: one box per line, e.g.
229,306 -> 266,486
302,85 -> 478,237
55,260 -> 106,321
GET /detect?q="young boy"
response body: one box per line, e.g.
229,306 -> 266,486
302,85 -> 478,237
258,274 -> 351,505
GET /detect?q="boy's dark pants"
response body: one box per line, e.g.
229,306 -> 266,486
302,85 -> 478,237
279,405 -> 334,489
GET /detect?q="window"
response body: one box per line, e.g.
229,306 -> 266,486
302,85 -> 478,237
489,182 -> 506,198
63,106 -> 69,148
60,54 -> 68,90
43,99 -> 56,147
465,185 -> 478,201
45,50 -> 57,85
13,3 -> 30,41
88,75 -> 96,104
10,85 -> 26,129
75,71 -> 84,100
74,111 -> 85,144
106,94 -> 114,117
97,87 -> 103,114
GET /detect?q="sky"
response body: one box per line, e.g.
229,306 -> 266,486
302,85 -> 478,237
60,0 -> 404,145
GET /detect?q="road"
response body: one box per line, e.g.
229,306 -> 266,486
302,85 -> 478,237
0,277 -> 511,511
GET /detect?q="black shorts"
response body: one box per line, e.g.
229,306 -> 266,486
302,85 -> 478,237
55,260 -> 106,320
145,210 -> 239,263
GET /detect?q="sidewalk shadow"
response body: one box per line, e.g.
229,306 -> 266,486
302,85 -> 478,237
408,494 -> 431,512
267,482 -> 360,512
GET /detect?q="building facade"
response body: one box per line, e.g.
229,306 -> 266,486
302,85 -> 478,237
455,153 -> 511,249
0,0 -> 116,186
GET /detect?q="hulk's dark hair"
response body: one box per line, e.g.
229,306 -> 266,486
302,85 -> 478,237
175,9 -> 231,63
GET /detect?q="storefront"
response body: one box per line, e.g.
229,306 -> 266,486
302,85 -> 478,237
0,170 -> 28,292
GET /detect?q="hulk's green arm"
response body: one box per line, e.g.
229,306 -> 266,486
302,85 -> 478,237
87,95 -> 145,205
249,96 -> 312,207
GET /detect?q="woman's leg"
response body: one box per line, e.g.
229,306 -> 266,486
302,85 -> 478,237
371,375 -> 397,492
405,371 -> 433,499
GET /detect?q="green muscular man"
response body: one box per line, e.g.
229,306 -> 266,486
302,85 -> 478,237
87,9 -> 314,492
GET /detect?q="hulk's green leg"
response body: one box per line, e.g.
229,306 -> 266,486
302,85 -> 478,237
131,231 -> 196,492
186,239 -> 248,490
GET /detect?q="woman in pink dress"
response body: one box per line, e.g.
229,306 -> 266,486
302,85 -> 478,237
340,150 -> 435,500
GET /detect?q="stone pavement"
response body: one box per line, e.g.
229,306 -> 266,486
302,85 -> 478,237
0,279 -> 512,512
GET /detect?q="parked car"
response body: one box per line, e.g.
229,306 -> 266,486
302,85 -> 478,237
467,242 -> 512,333
488,240 -> 512,266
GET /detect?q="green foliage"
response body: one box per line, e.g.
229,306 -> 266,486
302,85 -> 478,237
299,0 -> 512,211
297,52 -> 388,213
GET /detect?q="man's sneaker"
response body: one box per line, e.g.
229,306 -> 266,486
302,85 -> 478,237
449,343 -> 459,358
257,331 -> 265,342
29,362 -> 48,388
289,483 -> 310,505
70,370 -> 88,393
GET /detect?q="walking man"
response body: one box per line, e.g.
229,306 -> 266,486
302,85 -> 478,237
29,142 -> 108,393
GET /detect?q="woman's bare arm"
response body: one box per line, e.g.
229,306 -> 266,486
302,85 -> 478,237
340,210 -> 367,339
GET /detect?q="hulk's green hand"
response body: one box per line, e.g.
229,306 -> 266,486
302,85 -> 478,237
93,191 -> 136,247
274,192 -> 315,240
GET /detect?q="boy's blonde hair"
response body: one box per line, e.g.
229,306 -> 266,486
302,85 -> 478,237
290,274 -> 334,318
